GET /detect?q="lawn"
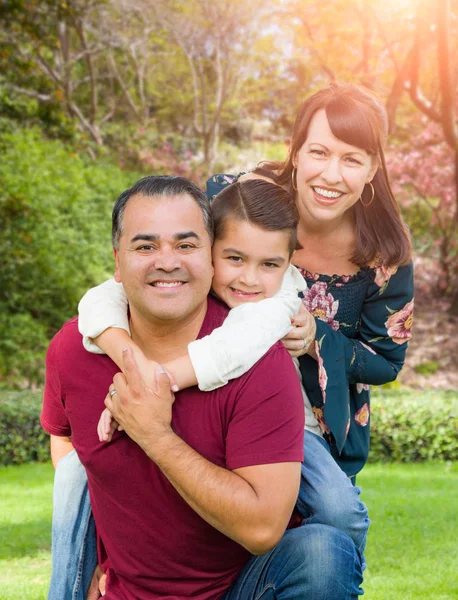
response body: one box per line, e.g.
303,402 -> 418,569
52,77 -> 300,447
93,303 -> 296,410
0,461 -> 456,599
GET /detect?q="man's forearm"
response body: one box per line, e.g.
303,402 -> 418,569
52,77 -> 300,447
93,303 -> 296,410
140,431 -> 299,555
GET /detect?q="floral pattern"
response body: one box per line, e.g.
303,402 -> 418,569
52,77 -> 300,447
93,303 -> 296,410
385,300 -> 414,345
354,403 -> 370,426
312,407 -> 330,435
316,342 -> 328,403
356,383 -> 370,394
302,282 -> 339,331
374,265 -> 398,288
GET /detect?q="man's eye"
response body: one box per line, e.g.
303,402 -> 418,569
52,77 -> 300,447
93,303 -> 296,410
137,245 -> 154,251
178,243 -> 195,250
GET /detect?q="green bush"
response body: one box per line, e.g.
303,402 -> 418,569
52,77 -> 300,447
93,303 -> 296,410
369,390 -> 458,463
1,388 -> 457,466
0,390 -> 50,465
0,126 -> 140,387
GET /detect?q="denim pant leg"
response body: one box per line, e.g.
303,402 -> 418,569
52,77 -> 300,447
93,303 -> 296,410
48,450 -> 97,600
222,524 -> 363,599
296,430 -> 370,556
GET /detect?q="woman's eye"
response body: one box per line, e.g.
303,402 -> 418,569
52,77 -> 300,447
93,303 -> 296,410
346,157 -> 363,165
310,149 -> 326,157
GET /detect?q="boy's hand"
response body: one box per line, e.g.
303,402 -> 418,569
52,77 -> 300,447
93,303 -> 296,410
97,407 -> 122,443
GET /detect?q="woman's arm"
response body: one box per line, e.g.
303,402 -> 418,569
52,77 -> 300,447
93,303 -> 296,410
301,262 -> 414,453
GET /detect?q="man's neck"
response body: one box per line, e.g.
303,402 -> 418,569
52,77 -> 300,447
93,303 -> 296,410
129,300 -> 208,363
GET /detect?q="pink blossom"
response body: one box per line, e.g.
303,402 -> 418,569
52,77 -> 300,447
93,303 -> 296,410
302,282 -> 339,330
385,300 -> 414,345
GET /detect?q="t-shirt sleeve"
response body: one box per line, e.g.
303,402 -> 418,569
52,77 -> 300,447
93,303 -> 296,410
40,330 -> 72,437
225,344 -> 305,470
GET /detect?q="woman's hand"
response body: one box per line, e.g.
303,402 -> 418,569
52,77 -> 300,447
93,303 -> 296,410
281,303 -> 317,359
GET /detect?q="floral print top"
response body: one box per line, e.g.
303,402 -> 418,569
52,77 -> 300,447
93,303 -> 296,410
207,174 -> 414,477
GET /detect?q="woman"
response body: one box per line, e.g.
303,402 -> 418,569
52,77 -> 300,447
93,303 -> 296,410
207,81 -> 413,481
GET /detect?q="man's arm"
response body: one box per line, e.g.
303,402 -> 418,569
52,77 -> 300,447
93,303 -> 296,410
105,348 -> 302,555
50,435 -> 74,469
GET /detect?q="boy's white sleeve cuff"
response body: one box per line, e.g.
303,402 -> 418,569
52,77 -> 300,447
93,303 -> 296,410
78,278 -> 130,354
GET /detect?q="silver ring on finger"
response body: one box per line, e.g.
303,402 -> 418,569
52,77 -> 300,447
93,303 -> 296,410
109,389 -> 118,398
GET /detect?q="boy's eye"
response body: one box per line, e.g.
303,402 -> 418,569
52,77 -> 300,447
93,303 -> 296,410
227,256 -> 243,263
264,262 -> 279,269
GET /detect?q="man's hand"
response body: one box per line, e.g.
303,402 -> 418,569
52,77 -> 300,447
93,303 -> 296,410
104,346 -> 175,454
281,303 -> 317,359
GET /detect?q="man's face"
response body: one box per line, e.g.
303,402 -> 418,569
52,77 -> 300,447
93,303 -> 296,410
114,193 -> 213,325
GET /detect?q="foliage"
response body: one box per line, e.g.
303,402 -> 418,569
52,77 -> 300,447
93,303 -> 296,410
1,388 -> 456,467
369,389 -> 458,463
386,122 -> 457,295
0,126 -> 138,387
0,391 -> 50,465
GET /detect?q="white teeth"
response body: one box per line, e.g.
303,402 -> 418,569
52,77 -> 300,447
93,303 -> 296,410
153,281 -> 183,287
313,187 -> 343,199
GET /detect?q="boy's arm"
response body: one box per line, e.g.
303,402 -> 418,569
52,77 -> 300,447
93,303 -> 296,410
50,435 -> 74,469
78,278 -> 130,354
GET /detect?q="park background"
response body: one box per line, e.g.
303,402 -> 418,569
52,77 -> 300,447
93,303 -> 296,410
0,0 -> 457,598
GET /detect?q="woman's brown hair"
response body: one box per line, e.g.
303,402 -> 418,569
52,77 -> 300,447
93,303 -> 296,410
211,179 -> 299,255
254,82 -> 412,268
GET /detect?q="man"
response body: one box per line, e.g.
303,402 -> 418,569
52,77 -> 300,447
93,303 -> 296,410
42,175 -> 362,599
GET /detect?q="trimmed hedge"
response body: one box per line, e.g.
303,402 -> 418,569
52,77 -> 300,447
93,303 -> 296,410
0,388 -> 457,466
369,389 -> 458,463
0,390 -> 50,465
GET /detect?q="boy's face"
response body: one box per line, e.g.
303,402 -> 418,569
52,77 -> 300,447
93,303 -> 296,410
211,217 -> 291,308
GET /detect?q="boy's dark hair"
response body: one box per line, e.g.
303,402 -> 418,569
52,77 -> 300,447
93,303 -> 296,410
211,179 -> 299,255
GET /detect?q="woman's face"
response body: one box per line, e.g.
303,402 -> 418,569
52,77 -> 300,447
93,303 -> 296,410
293,109 -> 378,226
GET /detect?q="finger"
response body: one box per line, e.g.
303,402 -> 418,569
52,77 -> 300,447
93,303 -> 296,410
163,366 -> 179,392
103,409 -> 113,436
106,418 -> 118,443
112,371 -> 128,394
154,365 -> 172,396
120,346 -> 142,393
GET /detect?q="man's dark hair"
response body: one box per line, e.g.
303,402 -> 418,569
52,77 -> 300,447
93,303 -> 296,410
112,175 -> 214,249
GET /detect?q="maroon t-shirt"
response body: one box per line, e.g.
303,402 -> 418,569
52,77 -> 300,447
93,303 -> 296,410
41,296 -> 305,600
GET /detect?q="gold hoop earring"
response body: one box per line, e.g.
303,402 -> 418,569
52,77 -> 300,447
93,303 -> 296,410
360,182 -> 375,207
291,167 -> 298,191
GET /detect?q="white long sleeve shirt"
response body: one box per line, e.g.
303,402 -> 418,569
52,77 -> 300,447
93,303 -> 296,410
78,265 -> 321,435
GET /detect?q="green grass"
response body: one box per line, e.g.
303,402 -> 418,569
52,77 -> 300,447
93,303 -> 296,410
0,462 -> 457,599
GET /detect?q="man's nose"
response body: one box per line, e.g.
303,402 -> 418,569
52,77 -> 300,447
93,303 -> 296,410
153,248 -> 181,271
321,157 -> 343,185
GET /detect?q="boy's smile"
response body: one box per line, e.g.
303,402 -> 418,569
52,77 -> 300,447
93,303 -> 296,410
211,218 -> 291,308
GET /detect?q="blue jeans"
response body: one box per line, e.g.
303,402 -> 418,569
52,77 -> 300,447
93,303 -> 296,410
297,430 -> 370,556
222,524 -> 363,599
48,450 -> 97,600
